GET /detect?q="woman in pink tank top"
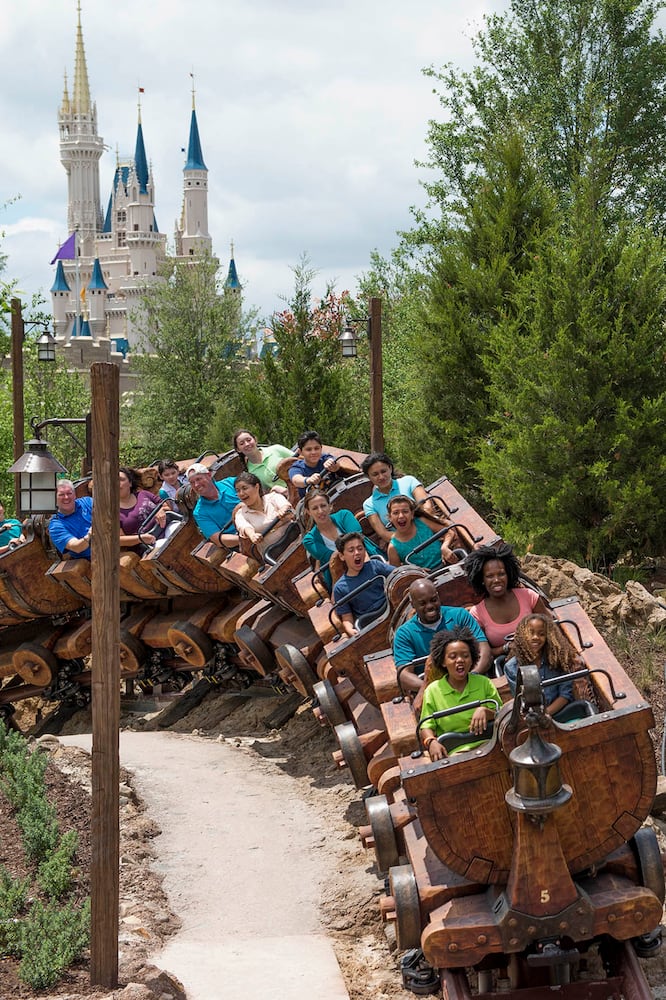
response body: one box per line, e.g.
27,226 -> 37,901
465,543 -> 546,657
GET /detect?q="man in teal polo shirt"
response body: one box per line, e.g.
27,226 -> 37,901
186,463 -> 239,549
392,578 -> 491,696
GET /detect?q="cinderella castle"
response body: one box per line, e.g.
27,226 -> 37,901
50,3 -> 241,363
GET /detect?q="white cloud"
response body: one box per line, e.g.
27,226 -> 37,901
1,0 -> 508,318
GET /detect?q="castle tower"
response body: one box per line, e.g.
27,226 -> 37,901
87,257 -> 108,335
50,261 -> 71,337
57,0 -> 103,259
175,84 -> 212,259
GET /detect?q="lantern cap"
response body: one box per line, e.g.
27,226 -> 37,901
8,439 -> 67,475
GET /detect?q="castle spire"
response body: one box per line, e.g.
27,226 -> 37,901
60,70 -> 70,116
134,114 -> 149,195
185,100 -> 207,171
57,1 -> 103,259
72,0 -> 92,116
174,81 -> 212,259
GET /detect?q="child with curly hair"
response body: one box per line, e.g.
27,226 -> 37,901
504,614 -> 575,717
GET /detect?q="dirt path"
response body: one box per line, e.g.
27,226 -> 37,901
60,730 -> 350,1000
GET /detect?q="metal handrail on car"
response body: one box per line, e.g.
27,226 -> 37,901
404,521 -> 483,566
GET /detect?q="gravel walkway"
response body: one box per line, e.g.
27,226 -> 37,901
61,731 -> 350,1000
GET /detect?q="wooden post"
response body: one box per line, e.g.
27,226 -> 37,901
89,362 -> 120,987
369,296 -> 384,453
10,298 -> 25,518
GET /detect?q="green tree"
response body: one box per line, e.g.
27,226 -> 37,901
414,130 -> 555,493
212,258 -> 369,451
420,0 -> 666,231
478,182 -> 666,563
395,0 -> 666,562
356,251 -> 431,473
126,253 -> 245,461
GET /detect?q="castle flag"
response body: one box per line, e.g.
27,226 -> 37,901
50,233 -> 76,264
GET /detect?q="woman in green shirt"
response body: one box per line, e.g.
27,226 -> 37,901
232,429 -> 293,493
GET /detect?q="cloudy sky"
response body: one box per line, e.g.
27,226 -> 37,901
2,0 -> 505,321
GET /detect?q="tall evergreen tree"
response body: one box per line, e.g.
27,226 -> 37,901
416,131 -> 555,491
127,253 -> 243,461
478,181 -> 666,562
421,0 -> 666,230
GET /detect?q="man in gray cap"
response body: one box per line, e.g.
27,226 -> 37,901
186,463 -> 239,548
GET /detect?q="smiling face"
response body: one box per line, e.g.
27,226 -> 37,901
482,559 -> 509,598
56,484 -> 77,516
188,471 -> 216,499
341,537 -> 366,574
235,479 -> 261,505
305,493 -> 331,524
524,617 -> 547,660
366,460 -> 393,493
300,439 -> 323,466
235,431 -> 257,455
409,581 -> 441,625
442,640 -> 474,691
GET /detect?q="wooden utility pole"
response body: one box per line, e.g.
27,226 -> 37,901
89,363 -> 120,987
369,296 -> 384,453
10,298 -> 25,518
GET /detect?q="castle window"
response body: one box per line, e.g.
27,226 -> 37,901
133,224 -> 139,231
117,210 -> 126,224
118,232 -> 126,247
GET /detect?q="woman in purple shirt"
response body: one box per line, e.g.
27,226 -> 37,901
119,467 -> 166,552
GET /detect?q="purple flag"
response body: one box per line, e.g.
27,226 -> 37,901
50,232 -> 76,264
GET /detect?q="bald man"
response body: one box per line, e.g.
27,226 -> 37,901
392,579 -> 491,695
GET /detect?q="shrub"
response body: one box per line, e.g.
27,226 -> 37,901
17,898 -> 90,990
38,830 -> 78,899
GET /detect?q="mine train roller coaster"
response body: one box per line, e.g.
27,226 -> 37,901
0,444 -> 663,998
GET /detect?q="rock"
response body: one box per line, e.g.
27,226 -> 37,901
522,554 -> 666,632
141,966 -> 187,1000
114,984 -> 153,1000
36,733 -> 60,746
624,581 -> 666,630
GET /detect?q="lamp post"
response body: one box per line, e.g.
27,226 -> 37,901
10,297 -> 57,517
340,296 -> 384,452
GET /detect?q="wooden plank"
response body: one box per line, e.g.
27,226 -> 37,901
90,362 -> 120,987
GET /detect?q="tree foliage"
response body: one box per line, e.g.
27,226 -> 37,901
126,253 -> 245,462
212,258 -> 370,451
478,182 -> 666,562
399,0 -> 666,562
421,0 -> 666,230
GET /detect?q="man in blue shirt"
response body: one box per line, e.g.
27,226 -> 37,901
186,463 -> 239,548
393,579 -> 491,696
49,480 -> 93,560
332,532 -> 393,638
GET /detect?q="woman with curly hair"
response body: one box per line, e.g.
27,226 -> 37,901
504,614 -> 575,717
464,543 -> 546,657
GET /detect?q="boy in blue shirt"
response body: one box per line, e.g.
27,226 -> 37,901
288,431 -> 340,498
332,532 -> 393,638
